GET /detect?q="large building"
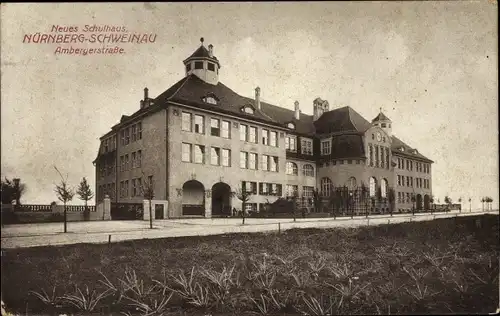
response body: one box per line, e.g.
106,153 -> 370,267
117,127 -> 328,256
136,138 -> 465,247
93,39 -> 434,218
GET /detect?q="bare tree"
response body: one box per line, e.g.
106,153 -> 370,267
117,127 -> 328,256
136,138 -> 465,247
458,197 -> 462,213
387,188 -> 395,217
139,173 -> 155,229
312,188 -> 322,213
235,187 -> 252,225
76,177 -> 94,221
54,167 -> 74,233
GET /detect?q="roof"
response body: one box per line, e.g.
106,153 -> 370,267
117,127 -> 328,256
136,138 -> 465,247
314,106 -> 372,134
183,45 -> 219,65
391,135 -> 433,163
157,75 -> 284,127
260,103 -> 316,135
331,134 -> 366,159
372,112 -> 391,122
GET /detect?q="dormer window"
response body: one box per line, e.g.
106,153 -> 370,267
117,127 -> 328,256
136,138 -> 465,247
287,122 -> 295,129
207,63 -> 215,71
241,105 -> 255,115
202,93 -> 219,105
413,149 -> 418,154
400,147 -> 405,152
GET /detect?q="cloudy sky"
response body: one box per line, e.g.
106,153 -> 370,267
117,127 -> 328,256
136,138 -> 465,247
1,2 -> 498,208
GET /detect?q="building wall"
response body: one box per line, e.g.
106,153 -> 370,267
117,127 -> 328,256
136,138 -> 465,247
116,109 -> 168,203
393,153 -> 433,211
166,104 -> 288,217
285,158 -> 317,196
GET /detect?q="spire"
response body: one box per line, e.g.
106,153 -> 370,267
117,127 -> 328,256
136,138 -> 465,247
200,37 -> 204,46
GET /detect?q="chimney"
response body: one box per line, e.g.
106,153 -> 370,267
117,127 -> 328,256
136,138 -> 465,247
144,87 -> 149,100
208,44 -> 213,58
294,101 -> 300,120
140,100 -> 144,109
255,87 -> 261,110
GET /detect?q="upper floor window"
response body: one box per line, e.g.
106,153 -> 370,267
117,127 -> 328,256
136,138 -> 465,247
286,162 -> 298,175
210,118 -> 220,136
249,153 -> 258,170
285,135 -> 297,152
240,124 -> 248,141
270,131 -> 278,147
347,177 -> 357,190
381,123 -> 387,128
302,164 -> 314,177
182,143 -> 192,162
369,177 -> 377,197
321,139 -> 331,155
270,156 -> 279,172
301,138 -> 313,155
221,120 -> 231,138
194,61 -> 204,69
194,115 -> 204,134
249,126 -> 257,143
182,112 -> 192,132
194,144 -> 205,164
222,149 -> 231,167
262,129 -> 269,145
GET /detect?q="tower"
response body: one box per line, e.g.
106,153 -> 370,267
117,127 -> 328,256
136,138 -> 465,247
183,37 -> 221,85
313,98 -> 329,121
372,108 -> 392,137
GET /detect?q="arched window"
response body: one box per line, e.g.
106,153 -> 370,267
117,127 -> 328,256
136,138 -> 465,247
381,178 -> 388,198
347,177 -> 357,189
302,164 -> 314,177
369,177 -> 377,197
286,162 -> 298,175
321,177 -> 332,196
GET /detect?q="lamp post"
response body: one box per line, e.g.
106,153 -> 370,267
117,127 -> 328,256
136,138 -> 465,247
469,197 -> 471,213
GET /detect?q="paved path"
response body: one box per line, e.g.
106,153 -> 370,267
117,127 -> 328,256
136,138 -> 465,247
1,210 -> 496,249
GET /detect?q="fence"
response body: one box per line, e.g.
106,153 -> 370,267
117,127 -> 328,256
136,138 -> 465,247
12,204 -> 96,212
110,202 -> 143,220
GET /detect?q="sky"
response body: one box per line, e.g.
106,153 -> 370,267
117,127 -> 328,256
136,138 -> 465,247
1,2 -> 498,208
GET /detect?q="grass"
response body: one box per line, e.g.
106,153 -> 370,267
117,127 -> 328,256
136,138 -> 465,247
1,214 -> 499,315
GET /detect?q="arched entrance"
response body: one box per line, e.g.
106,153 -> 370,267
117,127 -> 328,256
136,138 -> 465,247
424,194 -> 430,211
211,182 -> 232,217
182,180 -> 205,216
416,194 -> 423,211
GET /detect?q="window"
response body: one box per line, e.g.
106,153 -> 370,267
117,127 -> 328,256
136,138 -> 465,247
194,145 -> 205,163
286,185 -> 298,197
249,153 -> 257,170
131,125 -> 137,142
249,126 -> 257,143
137,178 -> 142,196
186,63 -> 191,72
397,175 -> 401,186
270,131 -> 278,147
385,148 -> 390,169
243,106 -> 254,114
259,183 -> 269,195
381,123 -> 387,128
104,139 -> 109,152
406,193 -> 410,204
380,147 -> 385,169
182,112 -> 192,132
375,146 -> 379,168
286,162 -> 298,175
321,177 -> 332,196
204,96 -> 217,105
271,183 -> 282,196
406,176 -> 410,187
242,181 -> 257,194
244,203 -> 257,214
182,143 -> 192,162
211,147 -> 220,165
120,156 -> 124,172
124,180 -> 129,197
410,161 -> 413,171
321,139 -> 331,155
137,150 -> 142,167
347,177 -> 357,190
369,177 -> 377,197
207,62 -> 215,71
261,155 -> 269,171
285,135 -> 297,152
301,138 -> 313,155
240,151 -> 248,169
262,129 -> 269,145
194,115 -> 204,134
303,186 -> 314,203
132,179 -> 137,197
124,154 -> 129,170
210,118 -> 220,136
270,156 -> 278,172
131,152 -> 136,168
381,179 -> 388,198
369,144 -> 374,167
137,122 -> 142,140
125,128 -> 130,145
195,61 -> 204,69
302,164 -> 314,177
240,124 -> 248,141
221,120 -> 230,138
222,149 -> 231,167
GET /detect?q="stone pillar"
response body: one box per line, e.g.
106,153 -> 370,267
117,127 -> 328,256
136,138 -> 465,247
103,196 -> 111,220
143,199 -> 151,221
204,191 -> 212,218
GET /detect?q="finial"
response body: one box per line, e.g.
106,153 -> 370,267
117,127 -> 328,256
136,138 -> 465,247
380,107 -> 382,113
200,37 -> 204,45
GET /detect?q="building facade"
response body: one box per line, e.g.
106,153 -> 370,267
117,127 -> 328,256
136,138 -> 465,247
93,39 -> 434,218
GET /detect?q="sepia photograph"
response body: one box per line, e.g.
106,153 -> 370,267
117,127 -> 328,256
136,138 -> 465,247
1,2 -> 498,315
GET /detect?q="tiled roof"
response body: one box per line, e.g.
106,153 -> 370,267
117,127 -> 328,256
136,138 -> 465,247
158,75 -> 283,127
372,112 -> 391,122
391,135 -> 433,162
331,134 -> 366,159
183,45 -> 219,64
314,106 -> 372,134
260,103 -> 316,135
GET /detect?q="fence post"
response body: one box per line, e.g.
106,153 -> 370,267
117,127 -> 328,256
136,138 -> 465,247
278,222 -> 281,234
108,234 -> 111,244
